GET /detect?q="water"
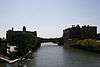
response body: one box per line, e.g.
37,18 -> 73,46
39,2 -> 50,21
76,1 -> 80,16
1,42 -> 100,67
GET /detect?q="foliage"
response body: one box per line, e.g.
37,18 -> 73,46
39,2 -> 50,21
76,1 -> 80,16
8,52 -> 18,60
12,32 -> 38,56
72,38 -> 79,43
14,32 -> 37,48
76,39 -> 97,47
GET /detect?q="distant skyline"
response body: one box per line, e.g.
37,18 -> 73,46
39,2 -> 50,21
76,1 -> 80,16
0,0 -> 100,38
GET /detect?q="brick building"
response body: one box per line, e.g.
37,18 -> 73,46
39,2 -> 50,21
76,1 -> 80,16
81,25 -> 97,39
6,26 -> 37,45
63,25 -> 97,40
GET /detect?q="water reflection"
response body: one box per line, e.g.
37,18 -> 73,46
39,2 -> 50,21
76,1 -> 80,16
41,42 -> 58,46
62,47 -> 100,67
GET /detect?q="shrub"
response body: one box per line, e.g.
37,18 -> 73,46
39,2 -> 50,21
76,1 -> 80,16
77,39 -> 97,47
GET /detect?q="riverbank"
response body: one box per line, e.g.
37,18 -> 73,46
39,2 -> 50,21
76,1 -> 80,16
70,45 -> 100,53
64,39 -> 100,53
0,50 -> 33,64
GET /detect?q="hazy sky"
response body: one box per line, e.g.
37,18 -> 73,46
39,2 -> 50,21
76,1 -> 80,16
0,0 -> 100,38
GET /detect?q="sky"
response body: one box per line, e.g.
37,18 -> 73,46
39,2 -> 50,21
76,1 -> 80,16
0,0 -> 100,38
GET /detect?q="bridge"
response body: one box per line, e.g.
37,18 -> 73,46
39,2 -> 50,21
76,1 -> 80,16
38,37 -> 63,45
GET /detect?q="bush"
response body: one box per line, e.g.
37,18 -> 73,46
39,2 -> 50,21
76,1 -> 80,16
77,39 -> 97,47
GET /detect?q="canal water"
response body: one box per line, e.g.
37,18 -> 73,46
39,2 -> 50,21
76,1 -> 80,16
1,42 -> 100,67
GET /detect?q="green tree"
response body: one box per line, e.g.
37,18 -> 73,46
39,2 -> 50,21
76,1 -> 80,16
13,32 -> 38,56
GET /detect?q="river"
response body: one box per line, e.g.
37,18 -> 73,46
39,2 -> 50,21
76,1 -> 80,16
1,42 -> 100,67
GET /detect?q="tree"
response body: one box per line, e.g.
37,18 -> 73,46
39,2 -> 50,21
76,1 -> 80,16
13,32 -> 38,57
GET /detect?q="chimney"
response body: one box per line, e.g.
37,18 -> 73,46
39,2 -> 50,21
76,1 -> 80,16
23,26 -> 26,32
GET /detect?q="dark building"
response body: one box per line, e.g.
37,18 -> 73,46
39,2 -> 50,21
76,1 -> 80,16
63,25 -> 81,40
81,25 -> 97,39
63,25 -> 97,40
6,26 -> 37,45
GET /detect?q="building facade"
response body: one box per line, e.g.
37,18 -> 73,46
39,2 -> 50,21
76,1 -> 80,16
6,26 -> 37,45
81,25 -> 97,39
63,25 -> 97,40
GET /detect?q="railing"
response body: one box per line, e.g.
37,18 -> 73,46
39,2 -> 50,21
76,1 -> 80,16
0,50 -> 32,64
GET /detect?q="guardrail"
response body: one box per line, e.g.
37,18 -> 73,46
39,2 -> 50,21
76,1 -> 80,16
0,50 -> 32,64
